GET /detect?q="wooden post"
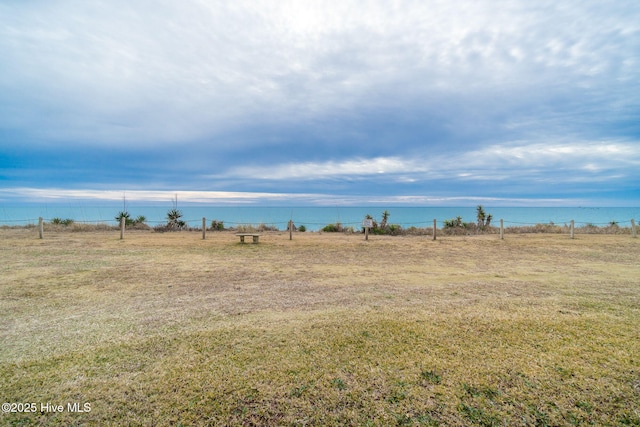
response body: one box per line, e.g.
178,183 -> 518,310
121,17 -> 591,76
202,217 -> 206,240
500,219 -> 504,240
362,218 -> 372,241
632,219 -> 637,238
120,217 -> 125,240
288,220 -> 293,240
433,219 -> 437,241
570,220 -> 575,239
38,217 -> 44,239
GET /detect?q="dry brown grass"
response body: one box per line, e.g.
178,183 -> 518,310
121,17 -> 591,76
1,229 -> 639,425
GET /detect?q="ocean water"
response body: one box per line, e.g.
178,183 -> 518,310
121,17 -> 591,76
1,205 -> 638,231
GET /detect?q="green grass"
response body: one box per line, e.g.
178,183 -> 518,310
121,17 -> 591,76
1,230 -> 639,425
3,307 -> 638,425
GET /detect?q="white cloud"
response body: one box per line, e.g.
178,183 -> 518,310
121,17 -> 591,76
478,141 -> 639,168
1,1 -> 638,205
2,0 -> 638,147
217,140 -> 640,183
218,156 -> 418,180
0,187 -> 572,207
0,188 -> 325,204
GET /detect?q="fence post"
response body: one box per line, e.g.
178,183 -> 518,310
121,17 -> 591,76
570,220 -> 575,239
632,219 -> 637,238
500,219 -> 504,240
433,219 -> 437,241
39,217 -> 44,239
288,220 -> 293,240
120,217 -> 125,240
202,217 -> 206,240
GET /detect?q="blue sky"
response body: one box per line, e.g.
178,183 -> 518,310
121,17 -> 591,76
1,0 -> 639,206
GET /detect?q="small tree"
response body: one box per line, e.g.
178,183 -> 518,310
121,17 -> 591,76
166,194 -> 186,230
116,211 -> 133,226
476,205 -> 492,230
166,208 -> 186,230
476,205 -> 486,229
116,212 -> 147,227
380,210 -> 390,229
444,216 -> 465,228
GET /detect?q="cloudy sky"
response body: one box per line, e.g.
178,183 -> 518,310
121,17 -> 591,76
1,0 -> 639,206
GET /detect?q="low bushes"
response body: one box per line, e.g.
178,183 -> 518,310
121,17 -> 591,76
321,223 -> 356,233
322,223 -> 344,232
210,220 -> 225,231
45,222 -> 116,232
235,223 -> 279,233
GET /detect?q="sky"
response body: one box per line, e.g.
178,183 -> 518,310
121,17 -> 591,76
1,0 -> 639,206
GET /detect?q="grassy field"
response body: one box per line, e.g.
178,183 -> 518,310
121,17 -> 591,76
1,229 -> 639,426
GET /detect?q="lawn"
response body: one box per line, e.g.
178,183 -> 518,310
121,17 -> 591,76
1,229 -> 639,426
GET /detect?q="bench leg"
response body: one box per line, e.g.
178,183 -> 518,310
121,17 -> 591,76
252,236 -> 259,243
239,235 -> 245,243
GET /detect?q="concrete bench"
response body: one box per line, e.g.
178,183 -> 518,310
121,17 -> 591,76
235,233 -> 261,243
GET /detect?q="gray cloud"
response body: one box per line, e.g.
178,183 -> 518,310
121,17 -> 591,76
1,0 -> 638,204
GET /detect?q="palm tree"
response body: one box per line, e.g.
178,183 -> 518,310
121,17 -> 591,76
380,210 -> 390,230
166,194 -> 186,230
166,208 -> 185,230
476,205 -> 486,229
115,211 -> 132,226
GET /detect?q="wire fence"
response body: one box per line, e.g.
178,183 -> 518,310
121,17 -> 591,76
1,217 -> 637,227
3,215 -> 637,239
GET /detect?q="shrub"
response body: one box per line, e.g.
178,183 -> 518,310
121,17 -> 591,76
50,217 -> 74,226
387,224 -> 403,235
210,220 -> 225,231
70,223 -> 113,232
236,223 -> 279,233
581,223 -> 598,233
116,212 -> 149,228
153,224 -> 171,233
363,211 -> 405,235
443,216 -> 467,229
506,223 -> 566,234
404,226 -> 431,236
115,211 -> 133,226
44,222 -> 117,232
322,223 -> 343,232
166,208 -> 186,231
260,224 -> 279,232
380,210 -> 390,229
298,225 -> 306,232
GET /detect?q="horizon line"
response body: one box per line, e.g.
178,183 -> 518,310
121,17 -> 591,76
0,187 -> 637,207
